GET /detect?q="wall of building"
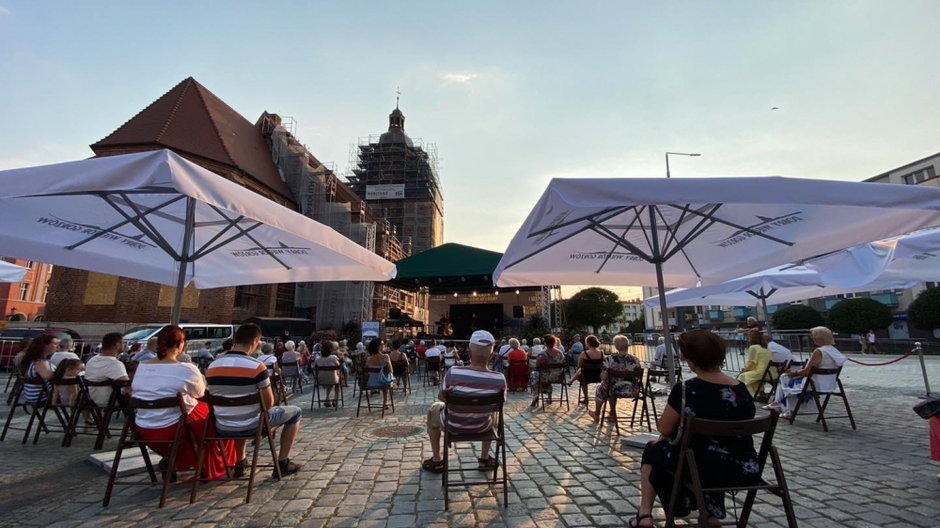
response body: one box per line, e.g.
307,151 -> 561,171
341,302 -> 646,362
0,258 -> 53,321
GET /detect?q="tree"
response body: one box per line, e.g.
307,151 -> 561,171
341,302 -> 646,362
827,298 -> 892,334
626,313 -> 646,335
772,304 -> 824,330
908,287 -> 940,331
565,287 -> 621,330
523,314 -> 550,342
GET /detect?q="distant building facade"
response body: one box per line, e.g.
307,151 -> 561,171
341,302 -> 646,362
0,258 -> 53,321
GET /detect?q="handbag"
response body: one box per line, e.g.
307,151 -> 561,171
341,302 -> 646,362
913,397 -> 940,420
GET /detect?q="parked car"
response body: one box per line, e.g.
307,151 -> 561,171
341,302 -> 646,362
122,323 -> 234,353
0,327 -> 83,370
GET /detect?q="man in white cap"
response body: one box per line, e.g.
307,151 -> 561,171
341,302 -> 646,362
421,330 -> 506,473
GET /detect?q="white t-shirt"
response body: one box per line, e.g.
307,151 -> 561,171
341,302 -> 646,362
131,362 -> 204,429
257,353 -> 278,368
425,346 -> 442,359
867,332 -> 876,344
50,351 -> 80,369
767,341 -> 793,364
84,354 -> 128,407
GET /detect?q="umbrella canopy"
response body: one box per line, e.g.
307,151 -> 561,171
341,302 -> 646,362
642,265 -> 918,309
808,226 -> 940,286
494,176 -> 940,383
0,260 -> 28,283
0,149 -> 396,322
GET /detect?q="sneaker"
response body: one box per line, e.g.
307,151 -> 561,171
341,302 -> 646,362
274,458 -> 301,478
233,458 -> 247,478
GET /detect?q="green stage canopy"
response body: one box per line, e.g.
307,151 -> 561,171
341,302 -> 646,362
391,243 -> 510,294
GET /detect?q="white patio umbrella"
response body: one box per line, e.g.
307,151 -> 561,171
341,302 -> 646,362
0,149 -> 396,323
808,226 -> 940,285
0,260 -> 28,283
494,176 -> 940,384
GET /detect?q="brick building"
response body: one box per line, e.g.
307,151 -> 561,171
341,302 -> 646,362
0,258 -> 53,321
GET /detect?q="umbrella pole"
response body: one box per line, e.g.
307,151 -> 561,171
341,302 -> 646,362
655,261 -> 678,386
170,197 -> 195,325
761,296 -> 773,333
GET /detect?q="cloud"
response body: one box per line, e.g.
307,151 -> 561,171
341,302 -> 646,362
442,72 -> 478,84
0,6 -> 9,15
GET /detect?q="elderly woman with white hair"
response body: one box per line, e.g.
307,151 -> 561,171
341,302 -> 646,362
770,326 -> 846,419
592,334 -> 642,423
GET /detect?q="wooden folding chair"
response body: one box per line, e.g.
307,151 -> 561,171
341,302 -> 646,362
190,390 -> 281,504
506,360 -> 530,393
392,358 -> 411,394
83,378 -> 132,450
1,376 -> 53,444
442,391 -> 508,510
311,364 -> 344,410
788,366 -> 856,432
357,366 -> 395,418
576,359 -> 604,410
102,393 -> 196,508
665,412 -> 798,528
425,357 -> 442,386
280,361 -> 305,394
597,368 -> 649,434
536,363 -> 569,410
753,360 -> 788,401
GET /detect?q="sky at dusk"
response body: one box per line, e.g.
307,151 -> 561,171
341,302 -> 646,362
2,1 -> 939,300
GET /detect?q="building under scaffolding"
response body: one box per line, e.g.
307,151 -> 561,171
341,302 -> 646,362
258,112 -> 426,330
347,106 -> 443,255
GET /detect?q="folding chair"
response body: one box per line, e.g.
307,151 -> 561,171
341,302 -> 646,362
425,357 -> 442,386
753,360 -> 788,401
597,369 -> 650,435
311,364 -> 344,410
506,360 -> 530,393
788,366 -> 856,432
1,376 -> 52,444
4,368 -> 21,404
392,358 -> 410,394
535,362 -> 569,410
270,371 -> 289,405
357,366 -> 395,418
576,359 -> 604,410
60,377 -> 110,447
190,390 -> 281,504
83,378 -> 132,450
193,356 -> 213,374
665,412 -> 798,528
442,391 -> 508,510
279,361 -> 305,395
351,354 -> 368,396
102,393 -> 196,508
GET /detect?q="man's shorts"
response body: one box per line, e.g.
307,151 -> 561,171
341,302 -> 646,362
216,405 -> 302,438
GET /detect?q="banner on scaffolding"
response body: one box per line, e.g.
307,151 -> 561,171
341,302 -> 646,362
366,184 -> 405,200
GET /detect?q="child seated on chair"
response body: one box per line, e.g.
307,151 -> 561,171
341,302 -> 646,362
51,358 -> 84,407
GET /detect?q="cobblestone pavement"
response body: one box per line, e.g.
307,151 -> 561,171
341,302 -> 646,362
0,349 -> 938,527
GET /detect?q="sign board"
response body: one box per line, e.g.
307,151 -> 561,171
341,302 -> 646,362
365,184 -> 405,200
362,321 -> 380,342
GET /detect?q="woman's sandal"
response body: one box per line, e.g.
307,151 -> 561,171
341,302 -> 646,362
629,513 -> 654,528
421,458 -> 444,473
477,457 -> 499,470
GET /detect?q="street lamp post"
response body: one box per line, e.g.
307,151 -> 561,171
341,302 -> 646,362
665,151 -> 701,179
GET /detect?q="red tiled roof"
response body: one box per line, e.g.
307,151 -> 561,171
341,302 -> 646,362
91,77 -> 293,199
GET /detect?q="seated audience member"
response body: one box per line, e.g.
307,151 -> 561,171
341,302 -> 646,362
506,340 -> 528,364
50,335 -> 80,370
84,332 -> 130,408
569,334 -> 605,386
257,343 -> 278,371
425,339 -> 443,385
18,335 -> 58,403
365,339 -> 395,408
737,329 -> 772,395
132,338 -> 159,362
422,330 -> 506,473
767,337 -> 794,364
315,340 -> 342,407
653,336 -> 679,369
196,341 -> 215,360
591,334 -> 642,422
388,341 -> 411,386
442,341 -> 461,368
205,323 -> 303,477
632,330 -> 760,527
528,334 -> 566,407
131,325 -> 236,480
771,326 -> 846,419
51,358 -> 84,407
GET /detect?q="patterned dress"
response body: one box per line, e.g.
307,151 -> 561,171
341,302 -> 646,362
594,353 -> 642,400
641,378 -> 760,519
529,348 -> 566,395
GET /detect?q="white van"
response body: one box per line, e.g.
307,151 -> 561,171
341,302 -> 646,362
123,324 -> 235,352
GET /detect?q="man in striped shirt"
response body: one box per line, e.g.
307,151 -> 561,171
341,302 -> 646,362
422,330 -> 506,473
205,324 -> 302,477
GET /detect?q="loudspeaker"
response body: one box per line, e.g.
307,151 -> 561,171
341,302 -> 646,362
389,308 -> 402,319
512,305 -> 524,318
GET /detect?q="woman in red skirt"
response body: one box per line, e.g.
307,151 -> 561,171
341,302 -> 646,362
131,325 -> 235,479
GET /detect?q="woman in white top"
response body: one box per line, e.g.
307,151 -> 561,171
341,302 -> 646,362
132,325 -> 235,480
771,326 -> 846,419
442,342 -> 460,368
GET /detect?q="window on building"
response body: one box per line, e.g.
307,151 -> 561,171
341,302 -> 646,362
901,166 -> 936,185
25,261 -> 34,269
18,283 -> 31,301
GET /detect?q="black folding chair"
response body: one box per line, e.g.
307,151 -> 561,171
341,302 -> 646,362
311,364 -> 344,410
788,366 -> 856,432
1,376 -> 53,444
535,362 -> 569,410
442,391 -> 508,510
665,412 -> 798,528
597,369 -> 650,434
